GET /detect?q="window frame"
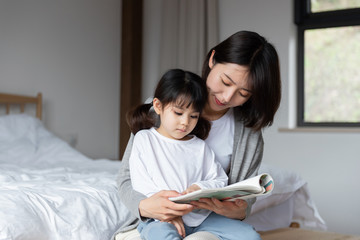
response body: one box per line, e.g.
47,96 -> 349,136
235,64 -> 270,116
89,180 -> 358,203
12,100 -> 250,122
294,0 -> 360,127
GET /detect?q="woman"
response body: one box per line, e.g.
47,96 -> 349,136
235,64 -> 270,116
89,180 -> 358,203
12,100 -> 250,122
116,30 -> 281,240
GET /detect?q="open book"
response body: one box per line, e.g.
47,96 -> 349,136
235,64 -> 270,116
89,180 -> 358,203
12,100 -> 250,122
169,173 -> 274,203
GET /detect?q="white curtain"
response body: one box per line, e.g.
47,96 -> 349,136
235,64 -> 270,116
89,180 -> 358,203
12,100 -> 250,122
158,0 -> 219,76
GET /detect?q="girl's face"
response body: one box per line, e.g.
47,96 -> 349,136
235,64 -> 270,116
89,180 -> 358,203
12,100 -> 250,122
206,51 -> 253,115
153,98 -> 200,140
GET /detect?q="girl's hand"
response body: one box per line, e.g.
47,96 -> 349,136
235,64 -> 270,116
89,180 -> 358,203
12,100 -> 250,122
139,190 -> 194,222
190,198 -> 247,220
167,216 -> 186,238
182,184 -> 201,195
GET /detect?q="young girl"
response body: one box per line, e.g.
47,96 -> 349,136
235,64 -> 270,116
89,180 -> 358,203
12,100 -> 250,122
127,69 -> 229,239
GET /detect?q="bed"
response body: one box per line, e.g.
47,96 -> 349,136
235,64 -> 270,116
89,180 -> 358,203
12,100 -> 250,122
1,92 -> 356,240
0,92 -> 133,239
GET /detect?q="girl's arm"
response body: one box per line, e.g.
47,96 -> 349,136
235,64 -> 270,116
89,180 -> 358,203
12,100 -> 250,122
192,144 -> 228,190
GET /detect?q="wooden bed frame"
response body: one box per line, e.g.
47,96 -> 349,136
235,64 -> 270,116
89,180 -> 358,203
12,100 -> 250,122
0,92 -> 42,120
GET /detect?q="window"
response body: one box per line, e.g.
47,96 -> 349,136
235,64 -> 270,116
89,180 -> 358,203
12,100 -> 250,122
295,0 -> 360,127
311,0 -> 360,12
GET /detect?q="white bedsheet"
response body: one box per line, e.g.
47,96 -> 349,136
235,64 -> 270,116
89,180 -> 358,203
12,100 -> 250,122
0,114 -> 132,240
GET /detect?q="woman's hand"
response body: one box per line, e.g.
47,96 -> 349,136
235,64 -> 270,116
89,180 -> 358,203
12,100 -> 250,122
139,190 -> 194,222
167,216 -> 185,238
190,198 -> 247,220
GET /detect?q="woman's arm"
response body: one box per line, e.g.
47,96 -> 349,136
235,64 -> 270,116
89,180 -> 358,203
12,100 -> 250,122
117,133 -> 147,219
117,133 -> 194,221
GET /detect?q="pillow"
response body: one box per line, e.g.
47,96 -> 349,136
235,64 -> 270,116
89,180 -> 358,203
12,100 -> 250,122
250,163 -> 306,214
0,114 -> 41,143
245,163 -> 327,231
0,114 -> 41,164
0,114 -> 89,167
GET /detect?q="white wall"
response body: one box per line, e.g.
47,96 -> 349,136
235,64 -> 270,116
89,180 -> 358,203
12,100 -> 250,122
0,0 -> 120,159
142,0 -> 360,235
218,0 -> 360,236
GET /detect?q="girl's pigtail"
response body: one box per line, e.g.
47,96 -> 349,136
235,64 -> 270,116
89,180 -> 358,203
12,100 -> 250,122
126,103 -> 155,135
190,116 -> 211,140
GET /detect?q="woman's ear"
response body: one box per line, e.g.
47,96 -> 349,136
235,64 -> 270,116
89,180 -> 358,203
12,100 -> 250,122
208,50 -> 215,69
153,98 -> 162,115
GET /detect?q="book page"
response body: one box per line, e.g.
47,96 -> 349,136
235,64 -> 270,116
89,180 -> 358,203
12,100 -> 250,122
169,173 -> 274,203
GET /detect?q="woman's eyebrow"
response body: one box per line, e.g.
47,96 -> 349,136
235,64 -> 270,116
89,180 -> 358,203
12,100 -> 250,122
223,73 -> 236,85
224,73 -> 253,93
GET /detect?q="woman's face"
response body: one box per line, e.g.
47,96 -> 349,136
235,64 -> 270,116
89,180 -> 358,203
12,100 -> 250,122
206,52 -> 253,114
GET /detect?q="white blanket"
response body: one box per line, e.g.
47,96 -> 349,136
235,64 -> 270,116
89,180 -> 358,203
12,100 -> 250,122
0,114 -> 132,240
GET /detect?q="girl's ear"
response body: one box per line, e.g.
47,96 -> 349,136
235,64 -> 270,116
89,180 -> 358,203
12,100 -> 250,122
209,50 -> 215,69
153,98 -> 162,115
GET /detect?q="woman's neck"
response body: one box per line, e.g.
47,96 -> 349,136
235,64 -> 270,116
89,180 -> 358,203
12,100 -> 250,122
202,103 -> 229,121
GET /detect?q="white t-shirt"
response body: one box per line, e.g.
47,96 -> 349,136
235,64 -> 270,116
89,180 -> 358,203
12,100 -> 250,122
129,128 -> 228,227
205,108 -> 234,173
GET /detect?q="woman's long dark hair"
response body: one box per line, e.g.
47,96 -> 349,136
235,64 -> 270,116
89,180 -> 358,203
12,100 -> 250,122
202,30 -> 282,131
127,69 -> 211,139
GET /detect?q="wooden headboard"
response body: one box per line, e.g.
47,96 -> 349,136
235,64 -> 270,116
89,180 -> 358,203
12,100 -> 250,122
0,92 -> 42,120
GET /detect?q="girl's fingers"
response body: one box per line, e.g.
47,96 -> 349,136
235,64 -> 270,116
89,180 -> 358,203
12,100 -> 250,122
170,219 -> 185,237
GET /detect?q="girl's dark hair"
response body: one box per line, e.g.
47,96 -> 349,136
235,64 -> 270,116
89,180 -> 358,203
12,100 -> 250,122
202,30 -> 282,131
127,69 -> 211,139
